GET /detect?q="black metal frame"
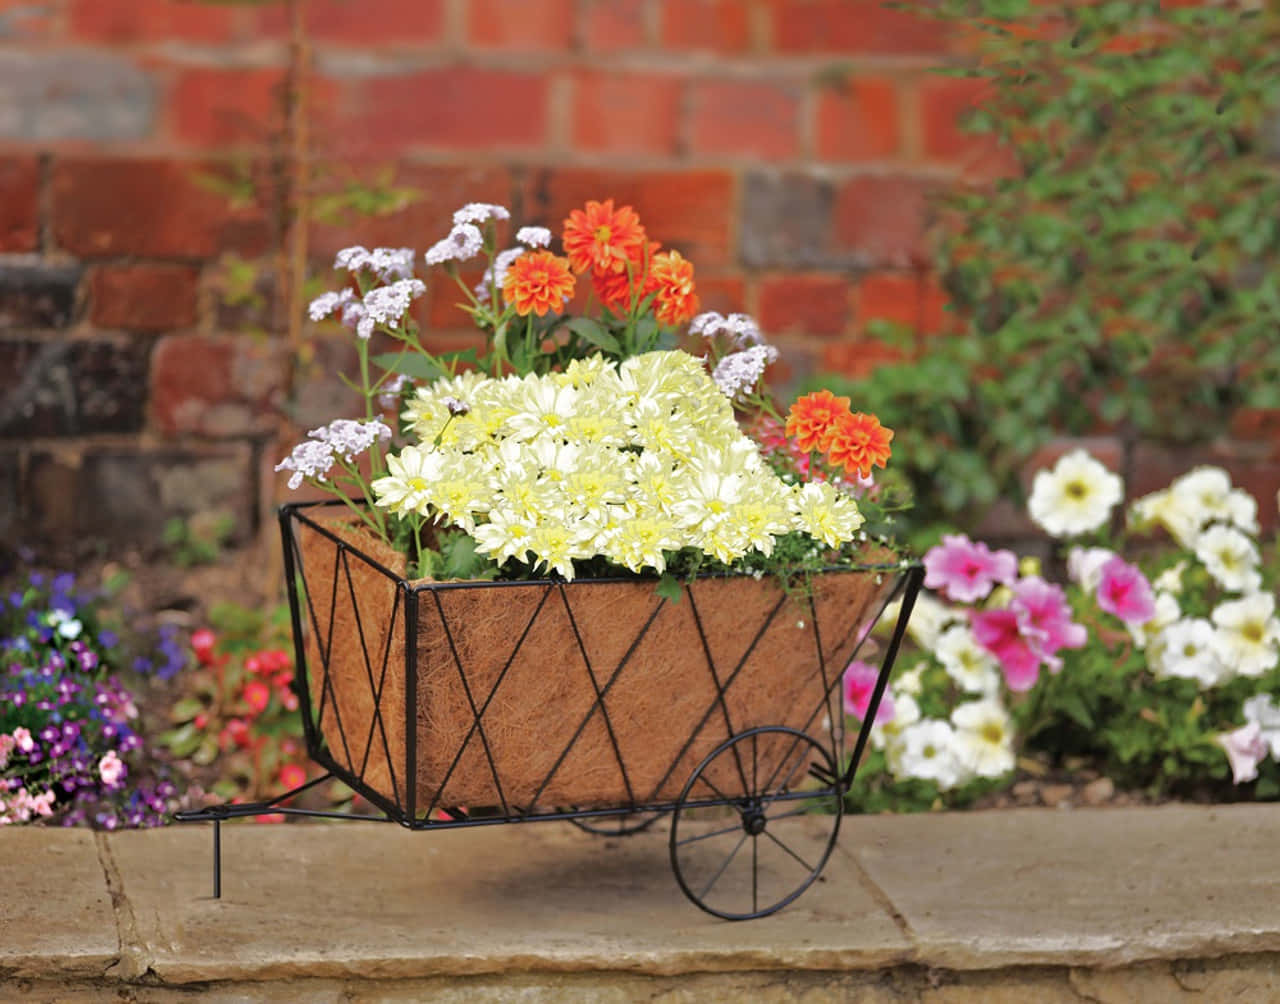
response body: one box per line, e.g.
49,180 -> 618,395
177,500 -> 923,919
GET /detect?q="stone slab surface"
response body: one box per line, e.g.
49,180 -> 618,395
0,828 -> 117,978
104,815 -> 909,984
847,803 -> 1280,969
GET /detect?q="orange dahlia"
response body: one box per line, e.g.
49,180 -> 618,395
562,199 -> 648,276
643,249 -> 700,327
502,250 -> 576,317
590,240 -> 660,312
826,411 -> 893,478
785,390 -> 852,454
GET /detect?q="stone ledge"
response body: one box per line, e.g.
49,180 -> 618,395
3,804 -> 1278,998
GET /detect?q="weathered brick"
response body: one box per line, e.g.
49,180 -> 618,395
0,447 -> 17,542
767,0 -> 950,55
571,71 -> 683,155
0,336 -> 148,437
148,333 -> 288,438
816,77 -> 900,162
856,271 -> 948,335
659,0 -> 750,52
68,0 -> 239,42
738,171 -> 833,269
468,0 -> 575,49
0,2 -> 55,40
0,261 -> 81,329
832,176 -> 934,269
758,274 -> 850,337
308,162 -> 516,262
688,79 -> 801,161
290,335 -> 364,433
0,157 -> 39,252
582,0 -> 649,50
90,264 -> 199,333
918,76 -> 996,163
167,66 -> 288,149
24,444 -> 256,551
691,274 -> 746,315
528,168 -> 734,268
425,268 -> 484,331
341,68 -> 548,155
51,157 -> 270,260
819,339 -> 902,380
0,51 -> 155,143
256,0 -> 445,45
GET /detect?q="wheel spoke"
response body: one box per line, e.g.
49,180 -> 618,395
752,833 -> 758,915
675,818 -> 744,847
763,828 -> 817,874
762,803 -> 819,825
698,831 -> 748,902
694,770 -> 732,804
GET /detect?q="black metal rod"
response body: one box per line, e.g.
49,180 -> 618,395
213,818 -> 221,900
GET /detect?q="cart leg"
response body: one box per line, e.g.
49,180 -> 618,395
213,819 -> 221,900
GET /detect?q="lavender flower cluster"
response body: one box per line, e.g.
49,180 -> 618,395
1,570 -> 180,828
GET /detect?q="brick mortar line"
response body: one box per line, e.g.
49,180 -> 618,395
92,831 -> 149,983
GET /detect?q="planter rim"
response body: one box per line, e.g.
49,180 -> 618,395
281,500 -> 918,594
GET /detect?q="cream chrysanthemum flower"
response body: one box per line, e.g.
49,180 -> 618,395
1027,449 -> 1123,537
788,481 -> 865,548
370,446 -> 444,516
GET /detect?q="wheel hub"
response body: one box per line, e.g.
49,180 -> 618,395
742,805 -> 767,836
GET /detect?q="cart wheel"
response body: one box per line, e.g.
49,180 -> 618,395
669,725 -> 843,920
568,810 -> 665,837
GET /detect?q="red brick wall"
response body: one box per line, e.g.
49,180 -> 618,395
0,0 -> 1273,553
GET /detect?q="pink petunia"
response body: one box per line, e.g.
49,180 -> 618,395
971,608 -> 1042,691
843,660 -> 894,724
1011,576 -> 1087,667
1096,556 -> 1157,625
923,534 -> 1018,603
1219,722 -> 1269,784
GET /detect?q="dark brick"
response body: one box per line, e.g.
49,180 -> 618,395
0,448 -> 17,543
0,337 -> 148,437
23,445 -> 256,552
739,172 -> 834,269
0,262 -> 82,329
148,333 -> 289,438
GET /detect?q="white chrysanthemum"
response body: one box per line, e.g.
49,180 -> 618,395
951,700 -> 1015,778
1066,546 -> 1116,592
516,225 -> 552,248
788,481 -> 864,548
1127,590 -> 1181,649
471,504 -> 537,566
892,719 -> 966,790
370,445 -> 446,516
309,287 -> 355,322
604,508 -> 681,575
425,223 -> 484,265
934,625 -> 1002,695
505,378 -> 580,442
452,202 -> 510,225
1151,618 -> 1228,687
1194,524 -> 1262,594
1212,593 -> 1280,678
1027,449 -> 1123,537
1170,467 -> 1259,536
1243,695 -> 1280,759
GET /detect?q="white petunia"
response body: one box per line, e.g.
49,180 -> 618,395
1212,592 -> 1280,678
934,625 -> 1002,695
1151,618 -> 1227,687
893,719 -> 966,790
872,690 -> 919,751
1066,546 -> 1117,591
1027,449 -> 1123,537
950,699 -> 1016,778
1194,524 -> 1262,594
1127,590 -> 1181,649
1242,694 -> 1280,760
1129,487 -> 1204,548
1169,467 -> 1259,536
1152,561 -> 1186,595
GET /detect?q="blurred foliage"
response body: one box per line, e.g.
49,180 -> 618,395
821,0 -> 1280,546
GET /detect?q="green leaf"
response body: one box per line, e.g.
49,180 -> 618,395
370,352 -> 449,382
655,574 -> 683,604
565,317 -> 622,355
170,697 -> 207,723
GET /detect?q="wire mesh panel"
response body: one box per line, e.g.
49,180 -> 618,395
282,501 -> 913,827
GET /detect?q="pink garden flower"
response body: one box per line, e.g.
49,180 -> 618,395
1219,722 -> 1269,784
98,750 -> 126,789
843,660 -> 894,724
923,534 -> 1018,603
970,608 -> 1042,691
1096,556 -> 1157,625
